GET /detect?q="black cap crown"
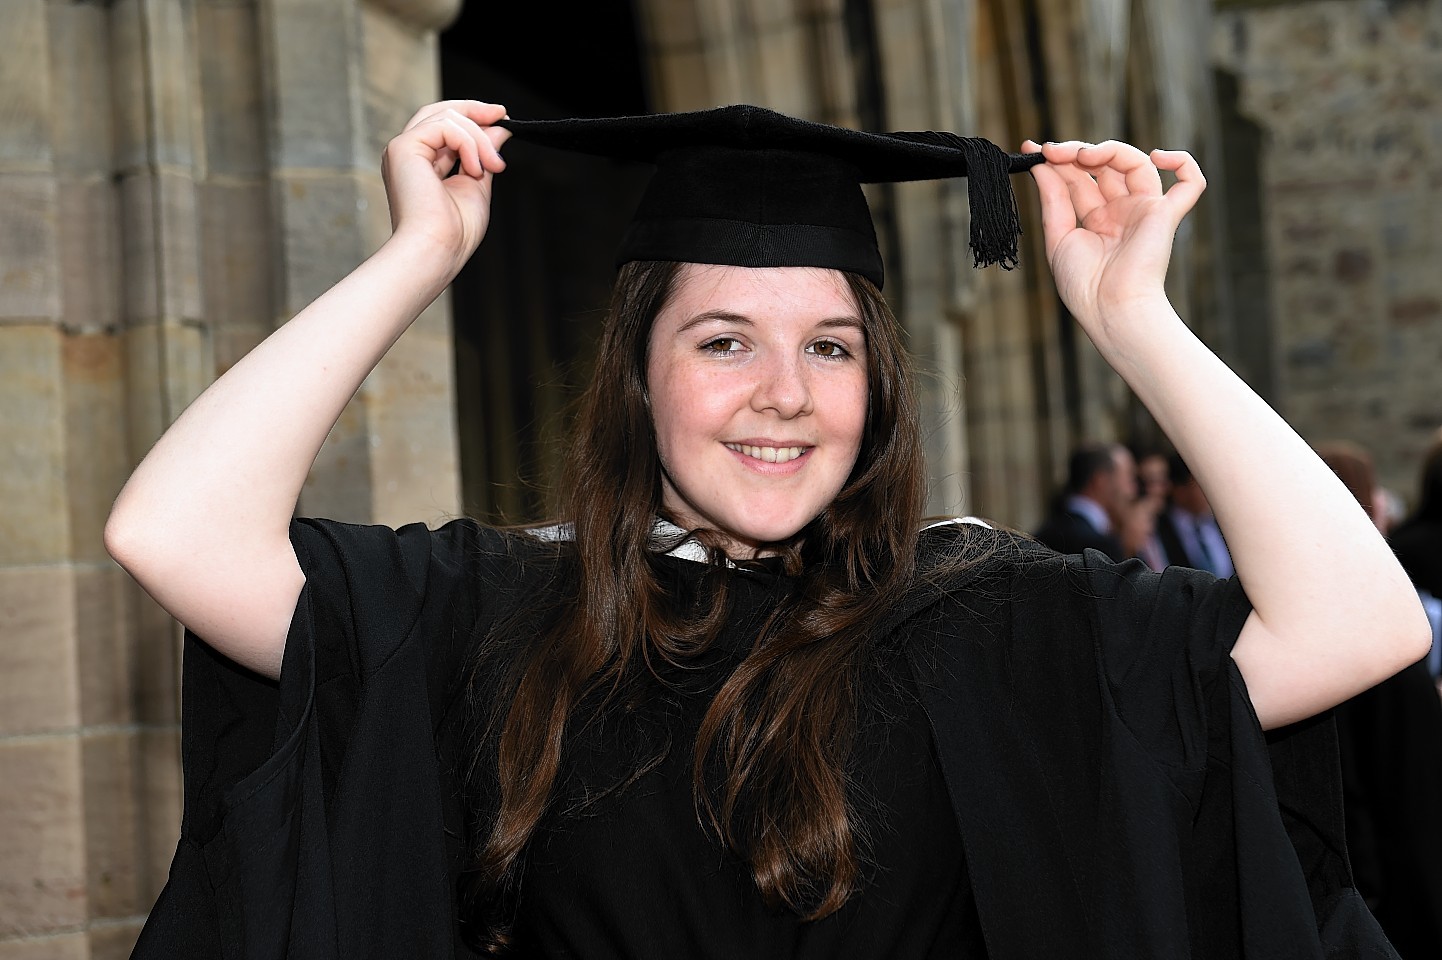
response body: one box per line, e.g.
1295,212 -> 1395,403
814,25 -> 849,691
497,104 -> 1042,289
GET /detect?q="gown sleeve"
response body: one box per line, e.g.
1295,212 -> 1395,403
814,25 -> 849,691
1037,545 -> 1394,959
131,516 -> 529,960
905,529 -> 1397,960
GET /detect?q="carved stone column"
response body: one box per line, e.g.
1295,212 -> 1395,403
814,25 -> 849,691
0,1 -> 462,954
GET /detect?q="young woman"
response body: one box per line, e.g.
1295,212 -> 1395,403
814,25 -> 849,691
108,100 -> 1428,959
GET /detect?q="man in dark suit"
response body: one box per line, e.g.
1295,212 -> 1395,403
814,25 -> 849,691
1033,443 -> 1136,562
1152,453 -> 1234,576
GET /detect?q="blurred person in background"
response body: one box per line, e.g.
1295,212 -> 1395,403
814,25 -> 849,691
1373,485 -> 1405,538
1389,429 -> 1442,685
1032,442 -> 1136,562
1319,440 -> 1442,958
1130,448 -> 1172,569
1390,429 -> 1442,606
1150,452 -> 1234,576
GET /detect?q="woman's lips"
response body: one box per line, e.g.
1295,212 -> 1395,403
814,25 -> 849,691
724,442 -> 809,463
722,442 -> 814,474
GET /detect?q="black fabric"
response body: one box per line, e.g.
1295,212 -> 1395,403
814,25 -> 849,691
513,552 -> 982,958
1334,658 -> 1442,958
496,105 -> 1044,286
1391,518 -> 1442,599
901,534 -> 1393,959
132,518 -> 1399,960
134,518 -> 534,960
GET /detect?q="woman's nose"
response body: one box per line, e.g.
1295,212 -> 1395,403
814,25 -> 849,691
749,353 -> 813,418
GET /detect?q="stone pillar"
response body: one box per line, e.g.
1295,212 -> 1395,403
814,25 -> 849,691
0,0 -> 461,955
875,0 -> 977,517
266,0 -> 463,529
111,5 -> 211,950
0,0 -> 160,954
959,0 -> 1067,531
641,0 -> 854,117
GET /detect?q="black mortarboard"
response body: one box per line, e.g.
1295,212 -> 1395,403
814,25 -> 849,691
497,105 -> 1043,289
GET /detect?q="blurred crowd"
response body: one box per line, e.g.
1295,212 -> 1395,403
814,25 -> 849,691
1034,431 -> 1442,956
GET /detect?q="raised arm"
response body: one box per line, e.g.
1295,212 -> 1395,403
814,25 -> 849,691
104,101 -> 510,679
1024,138 -> 1431,730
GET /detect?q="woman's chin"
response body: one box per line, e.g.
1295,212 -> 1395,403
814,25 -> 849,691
711,518 -> 813,556
660,497 -> 821,556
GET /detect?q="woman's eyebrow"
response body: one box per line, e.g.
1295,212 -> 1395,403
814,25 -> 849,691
674,312 -> 864,334
674,310 -> 753,334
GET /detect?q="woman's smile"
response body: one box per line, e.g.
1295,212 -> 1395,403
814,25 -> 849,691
723,442 -> 813,466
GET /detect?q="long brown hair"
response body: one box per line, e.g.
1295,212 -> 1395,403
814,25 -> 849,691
460,260 -> 928,951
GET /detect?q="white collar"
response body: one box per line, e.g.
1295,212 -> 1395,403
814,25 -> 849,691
649,518 -> 715,563
523,518 -> 717,564
526,516 -> 991,566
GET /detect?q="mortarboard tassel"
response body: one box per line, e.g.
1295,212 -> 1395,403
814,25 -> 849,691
890,131 -> 1042,270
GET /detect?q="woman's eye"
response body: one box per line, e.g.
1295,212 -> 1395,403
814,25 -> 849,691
808,339 -> 851,359
700,337 -> 743,354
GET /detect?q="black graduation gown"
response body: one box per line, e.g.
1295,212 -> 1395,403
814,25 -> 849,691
131,517 -> 1398,959
1334,658 -> 1442,957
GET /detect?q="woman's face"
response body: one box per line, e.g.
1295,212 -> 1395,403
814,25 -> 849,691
646,264 -> 869,556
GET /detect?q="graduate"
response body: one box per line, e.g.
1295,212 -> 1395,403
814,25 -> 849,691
107,100 -> 1429,958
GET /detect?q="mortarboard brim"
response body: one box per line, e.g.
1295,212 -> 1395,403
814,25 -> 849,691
497,105 -> 1043,289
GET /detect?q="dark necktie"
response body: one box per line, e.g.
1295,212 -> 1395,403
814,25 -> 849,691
1193,518 -> 1218,575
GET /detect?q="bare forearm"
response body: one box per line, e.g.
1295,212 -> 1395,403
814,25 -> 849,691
1092,296 -> 1429,724
106,237 -> 453,568
101,100 -> 507,677
1091,298 -> 1343,579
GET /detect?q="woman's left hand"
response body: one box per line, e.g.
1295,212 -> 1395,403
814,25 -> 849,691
1022,139 -> 1205,332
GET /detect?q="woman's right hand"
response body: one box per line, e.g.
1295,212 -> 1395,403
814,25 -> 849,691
381,100 -> 511,276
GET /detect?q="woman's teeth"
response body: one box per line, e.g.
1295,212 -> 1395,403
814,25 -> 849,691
726,443 -> 806,463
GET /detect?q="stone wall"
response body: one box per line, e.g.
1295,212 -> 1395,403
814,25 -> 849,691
1213,0 -> 1442,507
0,0 -> 461,955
